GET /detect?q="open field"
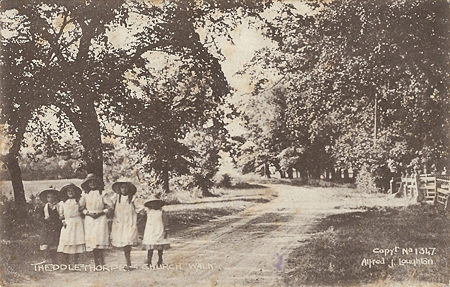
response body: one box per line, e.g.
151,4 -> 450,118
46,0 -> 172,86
0,179 -> 84,201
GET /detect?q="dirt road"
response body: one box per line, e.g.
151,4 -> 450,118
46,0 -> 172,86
25,184 -> 409,287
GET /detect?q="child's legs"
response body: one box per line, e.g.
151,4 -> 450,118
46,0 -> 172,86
61,253 -> 69,265
98,249 -> 105,266
124,245 -> 132,266
93,249 -> 105,266
73,253 -> 79,265
49,249 -> 58,263
93,249 -> 100,266
157,249 -> 163,265
147,249 -> 153,266
42,247 -> 50,262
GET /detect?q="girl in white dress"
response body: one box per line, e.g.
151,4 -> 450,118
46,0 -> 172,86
142,194 -> 170,267
57,184 -> 86,266
110,179 -> 141,271
80,173 -> 112,267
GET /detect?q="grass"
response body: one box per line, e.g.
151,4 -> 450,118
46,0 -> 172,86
258,177 -> 356,189
283,204 -> 450,286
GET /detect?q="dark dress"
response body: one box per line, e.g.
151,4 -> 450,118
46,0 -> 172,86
41,203 -> 63,250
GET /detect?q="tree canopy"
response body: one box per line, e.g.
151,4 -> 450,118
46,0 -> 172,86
1,0 -> 448,204
237,0 -> 450,187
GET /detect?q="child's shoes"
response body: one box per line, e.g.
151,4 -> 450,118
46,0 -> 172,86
124,266 -> 137,271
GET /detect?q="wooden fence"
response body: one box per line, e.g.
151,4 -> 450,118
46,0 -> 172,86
395,173 -> 450,211
436,178 -> 450,210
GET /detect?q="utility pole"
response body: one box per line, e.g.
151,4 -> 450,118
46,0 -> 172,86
373,93 -> 377,141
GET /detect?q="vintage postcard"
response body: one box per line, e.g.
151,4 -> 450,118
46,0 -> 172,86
1,0 -> 449,286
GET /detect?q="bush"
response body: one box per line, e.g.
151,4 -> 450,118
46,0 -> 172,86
169,175 -> 197,193
0,195 -> 43,241
0,196 -> 47,285
356,164 -> 379,193
215,173 -> 232,188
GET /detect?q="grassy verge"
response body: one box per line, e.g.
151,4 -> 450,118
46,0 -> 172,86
283,204 -> 450,286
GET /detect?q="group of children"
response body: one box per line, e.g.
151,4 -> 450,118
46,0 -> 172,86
39,173 -> 170,271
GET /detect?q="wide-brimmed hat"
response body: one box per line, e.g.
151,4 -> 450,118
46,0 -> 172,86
81,173 -> 104,191
112,179 -> 137,196
60,183 -> 82,200
144,194 -> 165,209
38,188 -> 60,203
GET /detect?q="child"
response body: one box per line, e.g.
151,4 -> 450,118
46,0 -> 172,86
142,194 -> 170,267
57,183 -> 86,266
38,188 -> 62,263
110,179 -> 141,271
80,173 -> 112,267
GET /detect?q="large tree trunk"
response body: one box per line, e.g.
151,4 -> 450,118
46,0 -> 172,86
61,103 -> 103,178
298,165 -> 308,179
162,166 -> 170,193
1,112 -> 30,209
264,161 -> 270,178
344,169 -> 349,181
3,153 -> 26,209
77,115 -> 103,179
312,165 -> 321,179
287,167 -> 293,179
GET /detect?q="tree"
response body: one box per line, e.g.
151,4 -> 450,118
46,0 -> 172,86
315,0 -> 450,184
182,126 -> 225,195
1,0 -> 129,189
242,0 -> 450,185
1,0 -> 276,203
106,0 -> 276,191
112,50 -> 225,192
233,86 -> 297,178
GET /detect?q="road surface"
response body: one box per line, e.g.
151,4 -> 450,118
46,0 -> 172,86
23,184 -> 408,287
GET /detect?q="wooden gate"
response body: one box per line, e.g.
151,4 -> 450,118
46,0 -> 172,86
398,174 -> 449,211
436,178 -> 450,210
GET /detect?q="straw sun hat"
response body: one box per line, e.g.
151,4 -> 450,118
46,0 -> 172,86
112,178 -> 137,196
81,173 -> 104,191
59,183 -> 82,200
38,188 -> 60,203
144,194 -> 165,209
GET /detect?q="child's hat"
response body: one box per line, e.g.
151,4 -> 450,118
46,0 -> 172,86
112,178 -> 137,196
81,173 -> 104,191
144,194 -> 165,209
60,183 -> 82,199
38,187 -> 60,203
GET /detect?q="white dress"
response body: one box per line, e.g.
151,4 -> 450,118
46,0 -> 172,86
80,190 -> 111,251
142,208 -> 170,250
57,199 -> 86,254
110,193 -> 140,247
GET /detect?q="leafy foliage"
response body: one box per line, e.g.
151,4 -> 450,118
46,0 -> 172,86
238,0 -> 450,187
1,0 -> 277,199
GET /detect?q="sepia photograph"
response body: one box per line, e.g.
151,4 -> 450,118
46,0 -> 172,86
0,0 -> 449,286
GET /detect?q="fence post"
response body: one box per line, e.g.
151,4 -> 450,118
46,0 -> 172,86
398,172 -> 405,197
389,177 -> 394,194
413,172 -> 418,200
